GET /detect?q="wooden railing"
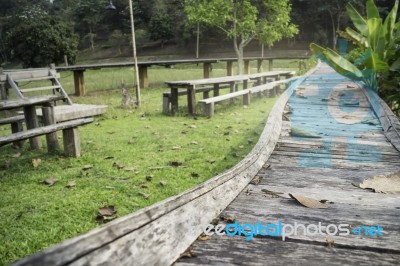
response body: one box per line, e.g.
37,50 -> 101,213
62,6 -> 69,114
55,56 -> 310,96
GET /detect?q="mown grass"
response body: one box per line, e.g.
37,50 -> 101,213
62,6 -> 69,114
0,61 -> 300,265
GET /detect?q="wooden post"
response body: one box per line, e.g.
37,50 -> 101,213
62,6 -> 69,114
257,59 -> 263,73
23,106 -> 42,149
203,63 -> 212,78
204,103 -> 214,117
11,121 -> 25,148
0,68 -> 6,100
139,65 -> 149,88
243,80 -> 248,90
171,88 -> 179,114
187,85 -> 196,116
213,84 -> 220,97
63,127 -> 81,157
243,92 -> 251,106
230,81 -> 236,93
73,70 -> 86,96
243,60 -> 250,74
268,59 -> 273,71
42,105 -> 59,153
227,61 -> 234,76
162,93 -> 170,114
203,91 -> 209,99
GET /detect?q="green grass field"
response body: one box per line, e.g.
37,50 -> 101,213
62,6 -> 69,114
0,60 -> 306,265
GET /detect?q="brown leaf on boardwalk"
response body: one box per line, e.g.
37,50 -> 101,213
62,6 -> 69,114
198,233 -> 212,241
250,176 -> 262,185
98,206 -> 117,216
289,193 -> 328,209
326,238 -> 334,248
179,246 -> 196,259
356,172 -> 400,194
32,158 -> 42,168
43,178 -> 58,186
66,181 -> 76,188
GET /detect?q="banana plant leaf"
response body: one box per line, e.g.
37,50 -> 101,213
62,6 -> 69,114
366,0 -> 380,19
310,43 -> 363,81
383,0 -> 399,44
339,28 -> 368,48
346,3 -> 368,36
356,48 -> 389,72
367,18 -> 386,59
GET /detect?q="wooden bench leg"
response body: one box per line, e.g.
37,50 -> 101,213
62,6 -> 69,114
162,94 -> 170,114
11,121 -> 25,148
213,84 -> 220,97
42,106 -> 59,153
171,88 -> 179,115
63,127 -> 81,157
243,92 -> 251,106
203,91 -> 210,99
204,103 -> 214,118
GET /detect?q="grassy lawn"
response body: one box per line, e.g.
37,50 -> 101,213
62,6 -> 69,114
0,61 -> 301,265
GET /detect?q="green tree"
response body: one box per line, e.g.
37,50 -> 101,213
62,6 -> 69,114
6,7 -> 79,67
149,12 -> 174,47
185,0 -> 298,74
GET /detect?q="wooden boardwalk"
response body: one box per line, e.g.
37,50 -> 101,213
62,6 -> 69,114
175,64 -> 400,265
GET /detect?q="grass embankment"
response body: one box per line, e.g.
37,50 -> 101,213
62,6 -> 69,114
0,61 -> 299,265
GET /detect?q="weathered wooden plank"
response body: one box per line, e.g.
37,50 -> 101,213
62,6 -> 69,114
0,115 -> 24,125
42,105 -> 59,153
0,118 -> 93,147
0,96 -> 65,111
175,234 -> 400,266
23,105 -> 42,149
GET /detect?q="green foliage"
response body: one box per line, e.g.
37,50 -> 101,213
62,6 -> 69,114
185,0 -> 298,73
311,0 -> 400,114
6,9 -> 79,67
148,12 -> 174,46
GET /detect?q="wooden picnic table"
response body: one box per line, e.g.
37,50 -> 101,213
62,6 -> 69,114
165,70 -> 294,115
0,95 -> 63,149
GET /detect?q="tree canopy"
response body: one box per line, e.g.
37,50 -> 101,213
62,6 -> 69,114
185,0 -> 298,73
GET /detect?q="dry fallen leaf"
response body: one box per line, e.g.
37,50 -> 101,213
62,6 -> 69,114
124,167 -> 135,172
179,247 -> 196,259
289,193 -> 328,209
326,238 -> 334,248
43,178 -> 58,186
103,156 -> 114,160
190,140 -> 199,145
191,172 -> 199,178
139,192 -> 150,199
141,184 -> 149,189
159,180 -> 167,187
113,162 -> 124,169
146,175 -> 153,181
98,206 -> 117,216
66,181 -> 76,188
188,125 -> 197,129
169,161 -> 183,167
32,158 -> 42,168
198,233 -> 212,241
82,164 -> 93,171
250,176 -> 262,185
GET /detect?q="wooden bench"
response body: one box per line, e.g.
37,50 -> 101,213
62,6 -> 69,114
199,90 -> 251,117
0,117 -> 94,157
162,84 -> 230,114
199,76 -> 300,117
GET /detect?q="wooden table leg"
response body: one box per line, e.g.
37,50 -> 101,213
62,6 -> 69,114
42,104 -> 59,153
139,65 -> 149,88
243,80 -> 248,90
171,88 -> 179,114
187,85 -> 196,116
73,70 -> 86,96
203,63 -> 212,78
213,84 -> 220,97
23,105 -> 42,149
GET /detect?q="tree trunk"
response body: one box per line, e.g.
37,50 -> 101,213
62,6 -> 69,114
233,36 -> 244,75
328,10 -> 337,49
